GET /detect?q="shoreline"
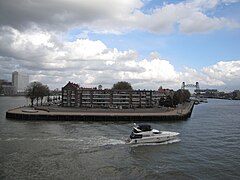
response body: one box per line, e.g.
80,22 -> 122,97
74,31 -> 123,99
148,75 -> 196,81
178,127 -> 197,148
6,101 -> 194,121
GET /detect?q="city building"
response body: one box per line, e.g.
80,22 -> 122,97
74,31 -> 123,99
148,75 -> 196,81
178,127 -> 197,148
62,81 -> 171,108
0,80 -> 14,95
12,71 -> 29,94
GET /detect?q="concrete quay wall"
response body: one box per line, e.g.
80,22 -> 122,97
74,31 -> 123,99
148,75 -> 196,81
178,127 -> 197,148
6,102 -> 194,121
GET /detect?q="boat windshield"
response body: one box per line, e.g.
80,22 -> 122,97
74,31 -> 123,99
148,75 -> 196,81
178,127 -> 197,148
137,124 -> 152,131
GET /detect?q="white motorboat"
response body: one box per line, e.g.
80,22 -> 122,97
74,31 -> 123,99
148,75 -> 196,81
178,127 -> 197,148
126,124 -> 179,144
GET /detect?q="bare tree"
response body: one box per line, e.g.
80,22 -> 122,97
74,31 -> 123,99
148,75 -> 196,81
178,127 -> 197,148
25,82 -> 50,106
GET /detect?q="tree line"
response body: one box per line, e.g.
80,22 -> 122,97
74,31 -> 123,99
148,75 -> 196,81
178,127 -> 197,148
159,89 -> 191,107
25,81 -> 50,106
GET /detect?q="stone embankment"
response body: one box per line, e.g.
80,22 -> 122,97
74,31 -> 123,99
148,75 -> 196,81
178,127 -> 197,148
6,101 -> 194,121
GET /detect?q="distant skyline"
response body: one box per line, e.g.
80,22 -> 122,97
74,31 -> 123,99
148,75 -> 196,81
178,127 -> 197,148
0,0 -> 239,91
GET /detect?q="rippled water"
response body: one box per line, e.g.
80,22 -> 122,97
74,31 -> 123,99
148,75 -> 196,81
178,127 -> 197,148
0,96 -> 240,179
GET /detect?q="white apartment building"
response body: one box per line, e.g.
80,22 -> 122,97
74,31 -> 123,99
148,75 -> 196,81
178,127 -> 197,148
12,71 -> 29,94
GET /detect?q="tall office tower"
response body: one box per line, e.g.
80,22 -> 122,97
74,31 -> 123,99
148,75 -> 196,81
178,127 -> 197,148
12,71 -> 29,94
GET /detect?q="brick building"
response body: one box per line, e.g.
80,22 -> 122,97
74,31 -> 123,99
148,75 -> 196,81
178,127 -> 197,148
62,81 -> 171,108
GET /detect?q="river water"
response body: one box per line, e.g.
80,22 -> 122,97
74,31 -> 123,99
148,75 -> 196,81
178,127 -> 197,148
0,96 -> 240,179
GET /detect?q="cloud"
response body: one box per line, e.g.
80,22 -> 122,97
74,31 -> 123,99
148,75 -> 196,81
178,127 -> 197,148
0,27 -> 141,88
222,0 -> 240,5
1,26 -> 239,90
145,1 -> 240,33
179,13 -> 229,33
202,61 -> 240,80
180,67 -> 226,87
0,0 -> 239,34
201,61 -> 240,90
0,0 -> 143,32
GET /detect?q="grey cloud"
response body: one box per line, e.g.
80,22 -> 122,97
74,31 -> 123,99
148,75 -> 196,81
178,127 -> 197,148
0,0 -> 142,31
0,0 -> 238,34
0,0 -> 99,30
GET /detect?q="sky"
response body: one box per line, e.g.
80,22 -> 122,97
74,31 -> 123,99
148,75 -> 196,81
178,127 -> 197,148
0,0 -> 239,91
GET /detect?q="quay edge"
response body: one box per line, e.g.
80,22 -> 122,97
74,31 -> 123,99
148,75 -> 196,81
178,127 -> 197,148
6,102 -> 194,121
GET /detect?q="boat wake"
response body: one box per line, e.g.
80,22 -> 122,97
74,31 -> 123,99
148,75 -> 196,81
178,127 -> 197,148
82,136 -> 126,147
1,136 -> 126,147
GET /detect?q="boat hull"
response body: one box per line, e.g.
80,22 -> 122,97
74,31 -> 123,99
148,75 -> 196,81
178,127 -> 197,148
126,131 -> 179,144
